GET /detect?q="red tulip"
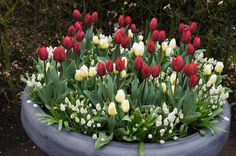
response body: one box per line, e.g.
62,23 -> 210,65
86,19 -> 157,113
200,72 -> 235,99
91,11 -> 98,23
152,30 -> 159,42
158,30 -> 166,43
150,18 -> 158,32
53,47 -> 66,62
120,36 -> 130,49
105,60 -> 113,73
181,30 -> 191,43
74,22 -> 82,31
183,63 -> 198,76
97,62 -> 106,76
147,40 -> 155,54
134,56 -> 143,71
152,64 -> 161,78
187,43 -> 195,55
63,36 -> 74,49
172,55 -> 185,72
184,26 -> 191,32
118,15 -> 125,27
114,31 -> 122,44
37,46 -> 48,61
73,9 -> 81,20
84,13 -> 92,26
189,74 -> 199,88
125,16 -> 132,26
178,23 -> 185,33
193,36 -> 200,48
142,64 -> 152,78
190,22 -> 198,33
76,30 -> 84,42
115,58 -> 125,72
68,25 -> 76,37
74,42 -> 81,54
119,28 -> 125,36
131,24 -> 137,33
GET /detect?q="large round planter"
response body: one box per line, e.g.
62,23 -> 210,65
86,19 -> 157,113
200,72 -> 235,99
21,88 -> 230,156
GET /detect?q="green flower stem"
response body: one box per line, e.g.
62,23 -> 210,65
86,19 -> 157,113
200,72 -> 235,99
174,72 -> 179,95
43,60 -> 47,83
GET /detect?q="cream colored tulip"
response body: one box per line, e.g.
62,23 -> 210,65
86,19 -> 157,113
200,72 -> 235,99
161,42 -> 168,51
80,65 -> 89,77
115,89 -> 125,103
138,35 -> 144,41
161,83 -> 167,93
170,72 -> 176,85
207,74 -> 217,86
203,64 -> 212,76
121,70 -> 127,78
113,63 -> 119,74
108,102 -> 117,116
121,100 -> 130,112
128,29 -> 133,38
215,62 -> 224,73
92,36 -> 99,45
75,70 -> 83,81
99,38 -> 109,49
88,67 -> 97,77
122,57 -> 127,68
165,47 -> 173,57
169,38 -> 176,49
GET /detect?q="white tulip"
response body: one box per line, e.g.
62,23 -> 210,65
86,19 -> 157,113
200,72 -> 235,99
99,38 -> 109,49
115,89 -> 126,103
165,47 -> 173,57
169,38 -> 176,49
138,35 -> 144,41
203,64 -> 212,75
128,29 -> 133,38
121,70 -> 127,78
121,100 -> 130,112
161,83 -> 167,93
92,36 -> 99,45
161,42 -> 168,51
207,74 -> 217,86
108,102 -> 117,116
170,72 -> 176,85
88,67 -> 97,77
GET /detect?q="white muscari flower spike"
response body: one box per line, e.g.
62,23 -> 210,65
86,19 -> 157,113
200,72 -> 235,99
160,140 -> 165,144
60,103 -> 66,111
92,134 -> 97,140
80,118 -> 86,125
148,134 -> 153,139
33,104 -> 38,108
96,103 -> 101,111
75,117 -> 80,123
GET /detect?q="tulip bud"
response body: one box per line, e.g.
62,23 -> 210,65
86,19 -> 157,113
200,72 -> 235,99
187,43 -> 195,55
183,63 -> 198,76
115,89 -> 125,103
121,70 -> 127,78
84,13 -> 92,26
161,83 -> 167,93
113,63 -> 119,74
150,18 -> 158,32
131,24 -> 137,33
88,67 -> 97,77
165,47 -> 173,57
121,100 -> 130,112
203,64 -> 212,75
147,40 -> 155,54
169,38 -> 176,49
190,22 -> 198,33
63,36 -> 74,49
73,9 -> 81,20
73,42 -> 81,54
152,64 -> 161,78
181,31 -> 191,43
76,30 -> 84,42
97,62 -> 106,76
75,70 -> 83,81
120,36 -> 130,49
158,30 -> 166,43
99,38 -> 109,49
193,36 -> 200,48
161,42 -> 168,51
114,32 -> 122,44
134,56 -> 143,71
74,22 -> 82,31
124,16 -> 132,26
152,30 -> 159,42
91,11 -> 98,23
68,25 -> 76,37
215,62 -> 224,73
108,102 -> 117,116
189,74 -> 199,88
122,57 -> 128,68
118,15 -> 125,27
92,36 -> 99,45
115,58 -> 125,72
80,65 -> 89,77
184,26 -> 191,32
138,35 -> 143,41
178,23 -> 185,33
37,46 -> 48,61
207,74 -> 217,86
105,60 -> 113,72
170,72 -> 177,85
53,47 -> 66,62
172,55 -> 185,72
142,64 -> 151,78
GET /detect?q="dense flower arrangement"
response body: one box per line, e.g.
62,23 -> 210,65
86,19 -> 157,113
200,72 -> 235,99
22,9 -> 230,153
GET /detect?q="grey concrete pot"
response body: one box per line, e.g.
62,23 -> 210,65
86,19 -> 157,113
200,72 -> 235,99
21,89 -> 230,156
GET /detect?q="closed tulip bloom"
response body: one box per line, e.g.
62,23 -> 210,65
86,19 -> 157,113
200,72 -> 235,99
169,38 -> 176,49
131,24 -> 137,33
147,40 -> 155,54
84,13 -> 92,26
91,11 -> 98,23
142,64 -> 152,78
97,62 -> 106,76
115,89 -> 125,103
73,42 -> 81,54
187,43 -> 195,55
75,70 -> 83,81
158,30 -> 166,43
193,36 -> 201,48
172,55 -> 185,72
203,64 -> 212,75
183,63 -> 198,76
80,65 -> 89,77
99,38 -> 109,49
190,22 -> 198,33
63,36 -> 74,49
134,56 -> 143,71
121,70 -> 127,78
120,36 -> 130,49
114,31 -> 122,44
68,25 -> 76,37
152,64 -> 161,78
150,18 -> 158,32
88,67 -> 97,77
76,30 -> 84,42
121,100 -> 130,112
152,30 -> 159,42
215,62 -> 224,73
37,46 -> 48,61
124,16 -> 132,26
53,47 -> 66,62
178,23 -> 185,33
207,74 -> 217,85
181,31 -> 191,43
115,58 -> 125,72
73,9 -> 81,20
105,60 -> 113,72
118,15 -> 125,27
189,74 -> 199,88
92,36 -> 99,45
161,83 -> 167,93
108,102 -> 117,116
74,22 -> 82,31
161,42 -> 168,51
